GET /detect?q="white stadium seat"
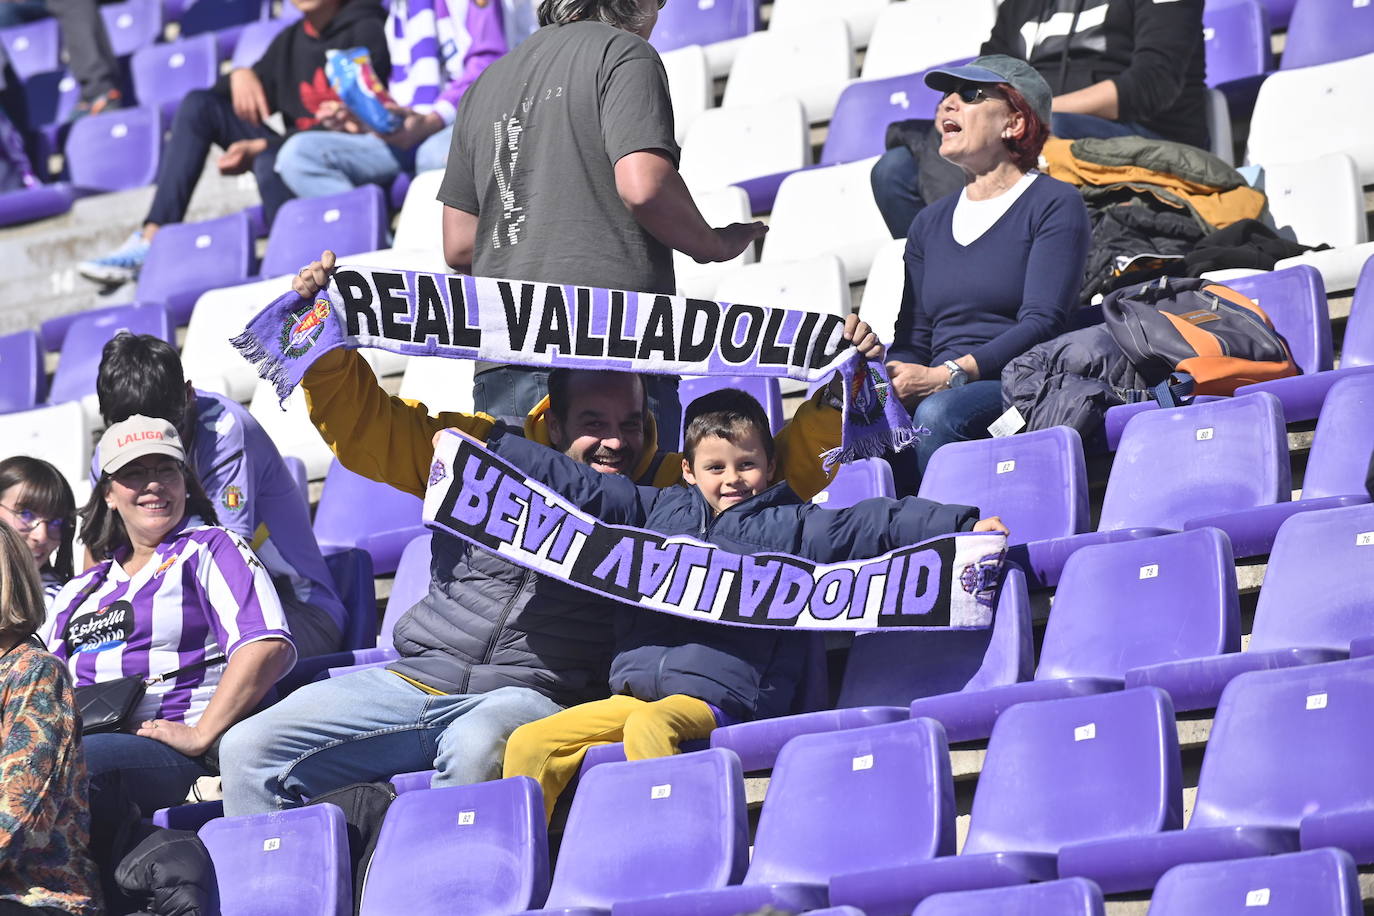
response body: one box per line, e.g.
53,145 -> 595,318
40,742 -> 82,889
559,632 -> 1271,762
1246,52 -> 1374,183
767,0 -> 891,49
1259,154 -> 1368,249
721,19 -> 854,123
397,356 -> 476,416
857,237 -> 908,345
661,44 -> 713,145
762,156 -> 892,281
391,168 -> 448,257
248,379 -> 335,480
678,98 -> 809,197
1205,88 -> 1234,166
675,186 -> 755,299
0,401 -> 90,500
181,275 -> 297,403
861,0 -> 995,80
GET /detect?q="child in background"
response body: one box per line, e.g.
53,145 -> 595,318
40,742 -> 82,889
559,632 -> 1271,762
483,387 -> 1007,819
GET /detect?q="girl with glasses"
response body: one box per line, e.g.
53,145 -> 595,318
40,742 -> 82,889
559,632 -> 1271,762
0,457 -> 77,610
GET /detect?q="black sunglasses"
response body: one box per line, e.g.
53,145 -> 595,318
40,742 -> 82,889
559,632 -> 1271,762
946,85 -> 996,105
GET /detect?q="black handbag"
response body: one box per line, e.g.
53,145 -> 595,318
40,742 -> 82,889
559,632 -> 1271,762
75,655 -> 226,735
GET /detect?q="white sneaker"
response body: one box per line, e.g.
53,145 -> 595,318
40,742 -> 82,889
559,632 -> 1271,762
78,230 -> 151,284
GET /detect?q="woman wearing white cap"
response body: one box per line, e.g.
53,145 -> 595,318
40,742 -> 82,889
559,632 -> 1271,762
882,55 -> 1091,492
40,416 -> 297,816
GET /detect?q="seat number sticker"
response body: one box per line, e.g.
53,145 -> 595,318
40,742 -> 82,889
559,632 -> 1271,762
852,754 -> 874,771
1139,564 -> 1159,580
651,784 -> 672,799
1356,531 -> 1374,547
263,838 -> 281,852
1306,693 -> 1327,710
1074,723 -> 1096,742
1246,888 -> 1270,906
996,460 -> 1016,474
458,811 -> 476,826
1196,427 -> 1214,441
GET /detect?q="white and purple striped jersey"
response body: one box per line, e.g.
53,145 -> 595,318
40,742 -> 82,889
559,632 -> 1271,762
41,517 -> 296,727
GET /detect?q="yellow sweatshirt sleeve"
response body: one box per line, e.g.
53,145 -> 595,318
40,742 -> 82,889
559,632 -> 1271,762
301,349 -> 496,498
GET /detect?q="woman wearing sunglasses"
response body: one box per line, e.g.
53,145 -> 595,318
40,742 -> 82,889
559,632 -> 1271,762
883,55 -> 1090,491
40,416 -> 295,817
0,457 -> 77,609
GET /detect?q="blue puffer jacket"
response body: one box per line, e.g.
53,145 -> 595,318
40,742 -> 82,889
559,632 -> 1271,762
486,428 -> 980,722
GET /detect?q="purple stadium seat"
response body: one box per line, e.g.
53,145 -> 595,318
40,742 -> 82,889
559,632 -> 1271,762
383,533 -> 431,645
912,878 -> 1105,916
282,454 -> 308,504
829,688 -> 1181,915
711,567 -> 1031,771
1058,656 -> 1374,892
1236,254 -> 1374,418
1280,0 -> 1374,69
616,719 -> 955,916
1204,0 -> 1272,86
906,528 -> 1237,742
678,375 -> 784,439
387,769 -> 434,794
1028,392 -> 1288,587
1259,0 -> 1297,29
0,183 -> 75,227
1182,372 -> 1374,556
230,16 -> 290,68
199,803 -> 352,916
130,34 -> 220,122
919,426 -> 1090,575
153,799 -> 223,830
321,547 -> 378,652
359,779 -> 550,916
820,61 -> 969,167
261,185 -> 387,279
101,0 -> 162,58
314,459 -> 425,576
0,330 -> 45,414
47,303 -> 173,406
649,0 -> 756,54
810,456 -> 895,508
136,211 -> 254,325
65,105 -> 161,192
1104,265 -> 1330,443
515,749 -> 748,915
1129,503 -> 1374,710
176,0 -> 261,56
1148,848 -> 1361,916
0,18 -> 60,80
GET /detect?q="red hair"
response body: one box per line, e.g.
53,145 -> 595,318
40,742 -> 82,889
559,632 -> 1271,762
998,83 -> 1050,171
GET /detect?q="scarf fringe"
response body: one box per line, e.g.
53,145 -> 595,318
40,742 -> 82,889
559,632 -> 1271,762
229,330 -> 296,404
820,425 -> 929,474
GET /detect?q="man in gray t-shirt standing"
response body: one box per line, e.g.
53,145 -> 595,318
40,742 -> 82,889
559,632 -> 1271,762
437,0 -> 765,434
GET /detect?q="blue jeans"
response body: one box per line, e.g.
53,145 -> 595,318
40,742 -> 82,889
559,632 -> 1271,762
473,365 -> 682,447
275,130 -> 406,199
83,733 -> 213,816
870,114 -> 1165,239
218,667 -> 564,815
416,124 -> 452,173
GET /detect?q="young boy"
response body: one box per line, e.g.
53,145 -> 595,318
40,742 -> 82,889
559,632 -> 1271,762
484,387 -> 1006,819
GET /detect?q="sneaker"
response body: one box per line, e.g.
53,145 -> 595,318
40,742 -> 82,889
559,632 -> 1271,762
66,89 -> 123,124
78,230 -> 151,284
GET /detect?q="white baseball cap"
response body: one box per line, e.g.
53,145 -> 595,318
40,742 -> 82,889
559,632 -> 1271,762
98,415 -> 186,475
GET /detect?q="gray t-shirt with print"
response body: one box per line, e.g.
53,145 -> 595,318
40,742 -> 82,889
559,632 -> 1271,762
438,20 -> 678,297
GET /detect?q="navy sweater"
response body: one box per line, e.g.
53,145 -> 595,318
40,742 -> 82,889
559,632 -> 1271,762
887,174 -> 1091,379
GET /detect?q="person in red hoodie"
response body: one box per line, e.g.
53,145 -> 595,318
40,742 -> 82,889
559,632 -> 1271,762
77,0 -> 390,286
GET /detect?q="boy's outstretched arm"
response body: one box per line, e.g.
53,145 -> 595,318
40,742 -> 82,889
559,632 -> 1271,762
797,496 -> 1005,563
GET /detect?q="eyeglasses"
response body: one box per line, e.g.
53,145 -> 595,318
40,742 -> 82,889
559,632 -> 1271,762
0,504 -> 67,536
111,461 -> 183,489
946,85 -> 995,105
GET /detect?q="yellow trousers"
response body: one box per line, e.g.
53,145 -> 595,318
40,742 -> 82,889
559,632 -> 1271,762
502,694 -> 719,821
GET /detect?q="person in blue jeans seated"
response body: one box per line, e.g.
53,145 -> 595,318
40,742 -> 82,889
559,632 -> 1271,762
883,56 -> 1090,493
274,0 -> 509,201
76,0 -> 390,285
493,387 -> 1009,820
872,0 -> 1207,238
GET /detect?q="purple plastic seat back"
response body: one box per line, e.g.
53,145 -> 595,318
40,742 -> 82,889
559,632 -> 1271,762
1190,656 -> 1374,831
282,454 -> 308,504
821,63 -> 965,166
101,0 -> 162,58
359,779 -> 550,916
1247,504 -> 1374,654
1149,848 -> 1361,915
0,330 -> 44,414
812,457 -> 894,509
963,687 -> 1182,856
1280,0 -> 1374,69
1100,393 -> 1289,531
650,0 -> 756,53
744,719 -> 955,886
131,34 -> 220,121
1203,0 -> 1272,86
1303,373 -> 1374,497
48,303 -> 173,406
313,459 -> 423,568
1342,256 -> 1374,367
322,547 -> 377,652
177,0 -> 261,39
137,211 -> 253,325
199,803 -> 352,916
0,184 -> 75,227
678,375 -> 784,435
261,185 -> 387,278
382,533 -> 431,645
837,567 -> 1032,707
0,19 -> 60,80
545,748 -> 748,908
66,105 -> 161,191
231,16 -> 291,68
1260,0 -> 1297,29
913,877 -> 1106,916
919,426 -> 1089,545
1219,265 -> 1331,374
1038,528 -> 1239,681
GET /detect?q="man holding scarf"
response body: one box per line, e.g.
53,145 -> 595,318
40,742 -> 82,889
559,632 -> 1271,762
217,252 -> 883,815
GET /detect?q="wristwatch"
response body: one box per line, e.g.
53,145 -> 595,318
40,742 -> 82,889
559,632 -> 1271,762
943,360 -> 969,388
